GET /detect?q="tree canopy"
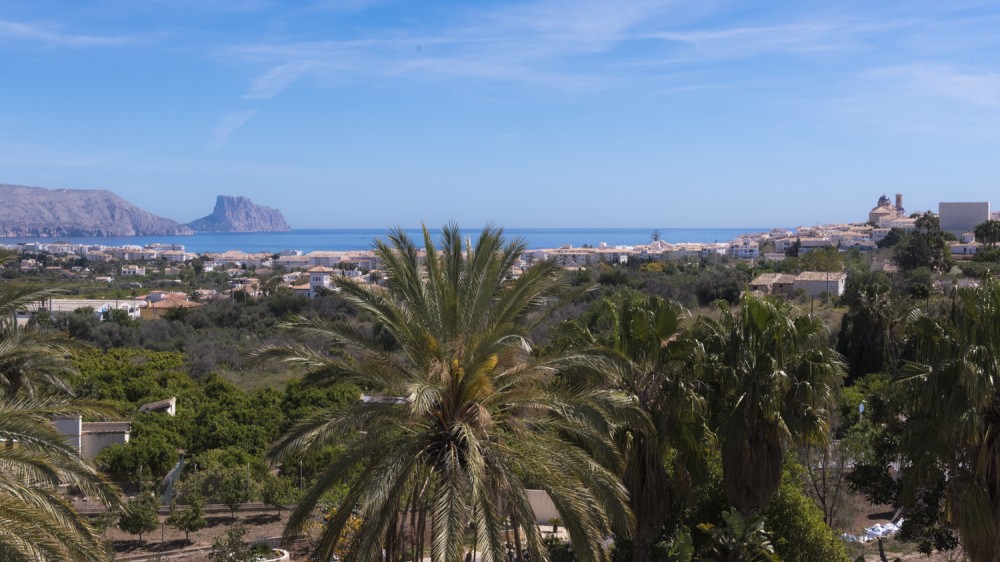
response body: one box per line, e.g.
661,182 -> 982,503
261,224 -> 633,562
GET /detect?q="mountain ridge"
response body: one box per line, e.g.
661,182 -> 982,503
0,184 -> 193,237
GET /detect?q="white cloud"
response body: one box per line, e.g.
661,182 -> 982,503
219,0 -> 682,89
244,61 -> 324,100
0,19 -> 130,47
869,63 -> 1000,107
209,109 -> 259,150
205,0 -> 1000,112
217,1 -> 917,96
827,63 -> 1000,139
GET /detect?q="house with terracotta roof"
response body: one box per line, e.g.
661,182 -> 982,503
749,271 -> 847,298
139,397 -> 177,416
308,266 -> 334,297
140,296 -> 204,320
794,271 -> 847,297
748,273 -> 797,296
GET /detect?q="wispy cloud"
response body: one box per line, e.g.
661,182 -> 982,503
216,1 -> 932,96
244,61 -> 321,99
0,19 -> 130,47
209,109 -> 259,150
869,63 -> 1000,107
220,0 -> 683,90
828,62 -> 1000,139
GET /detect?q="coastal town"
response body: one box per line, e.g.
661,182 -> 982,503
5,193 -> 994,319
9,2 -> 1000,561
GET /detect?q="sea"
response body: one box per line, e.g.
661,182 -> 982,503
1,227 -> 768,254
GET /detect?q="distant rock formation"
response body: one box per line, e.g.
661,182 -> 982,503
186,195 -> 291,232
0,184 -> 193,237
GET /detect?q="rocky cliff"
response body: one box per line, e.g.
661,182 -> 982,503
0,184 -> 193,237
186,195 -> 291,232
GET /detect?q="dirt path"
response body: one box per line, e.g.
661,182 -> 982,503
105,511 -> 313,561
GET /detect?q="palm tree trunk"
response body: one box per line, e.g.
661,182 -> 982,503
625,433 -> 671,562
723,434 -> 783,515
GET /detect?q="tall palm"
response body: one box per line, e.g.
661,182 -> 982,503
0,398 -> 120,561
0,252 -> 120,560
556,290 -> 708,562
896,279 -> 1000,562
0,255 -> 77,398
836,276 -> 901,382
261,225 -> 632,562
693,294 -> 843,514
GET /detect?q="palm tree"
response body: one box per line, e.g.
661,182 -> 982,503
555,290 -> 708,562
0,398 -> 120,561
836,273 -> 906,383
260,225 -> 632,562
896,279 -> 1000,562
0,254 -> 78,398
0,251 -> 120,560
693,293 -> 843,515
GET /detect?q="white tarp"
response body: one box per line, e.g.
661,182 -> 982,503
841,519 -> 904,543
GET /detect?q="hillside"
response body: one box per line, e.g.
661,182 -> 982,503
0,184 -> 193,237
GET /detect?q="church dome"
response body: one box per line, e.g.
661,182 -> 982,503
877,194 -> 891,207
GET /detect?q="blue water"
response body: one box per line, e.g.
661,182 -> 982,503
1,227 -> 768,254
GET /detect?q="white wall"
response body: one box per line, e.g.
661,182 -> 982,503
940,202 -> 990,236
525,489 -> 560,524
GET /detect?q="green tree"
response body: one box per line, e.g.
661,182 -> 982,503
96,432 -> 178,482
836,274 -> 904,383
693,294 -> 844,515
895,278 -> 1000,561
893,212 -> 952,272
259,225 -> 631,562
972,246 -> 1000,263
785,238 -> 801,258
118,490 -> 160,544
797,246 -> 843,273
261,473 -> 300,516
559,290 -> 708,562
765,465 -> 850,562
167,498 -> 207,543
0,279 -> 80,398
0,252 -> 121,561
209,525 -> 258,562
876,227 -> 908,249
974,219 -> 1000,247
208,465 -> 259,520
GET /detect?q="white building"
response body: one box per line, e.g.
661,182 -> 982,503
794,272 -> 847,298
949,240 -> 984,258
940,202 -> 990,237
773,237 -> 835,254
308,266 -> 334,297
159,250 -> 192,263
547,248 -> 598,267
53,416 -> 130,460
728,239 -> 760,259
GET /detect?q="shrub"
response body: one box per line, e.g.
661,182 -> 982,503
765,466 -> 850,562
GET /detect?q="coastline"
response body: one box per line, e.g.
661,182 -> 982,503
0,227 -> 769,255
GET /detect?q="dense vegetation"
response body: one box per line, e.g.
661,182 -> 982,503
9,219 -> 1000,561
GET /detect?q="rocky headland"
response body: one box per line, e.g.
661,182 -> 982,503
186,195 -> 291,233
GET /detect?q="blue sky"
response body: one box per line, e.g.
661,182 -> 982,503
2,1 -> 1000,229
